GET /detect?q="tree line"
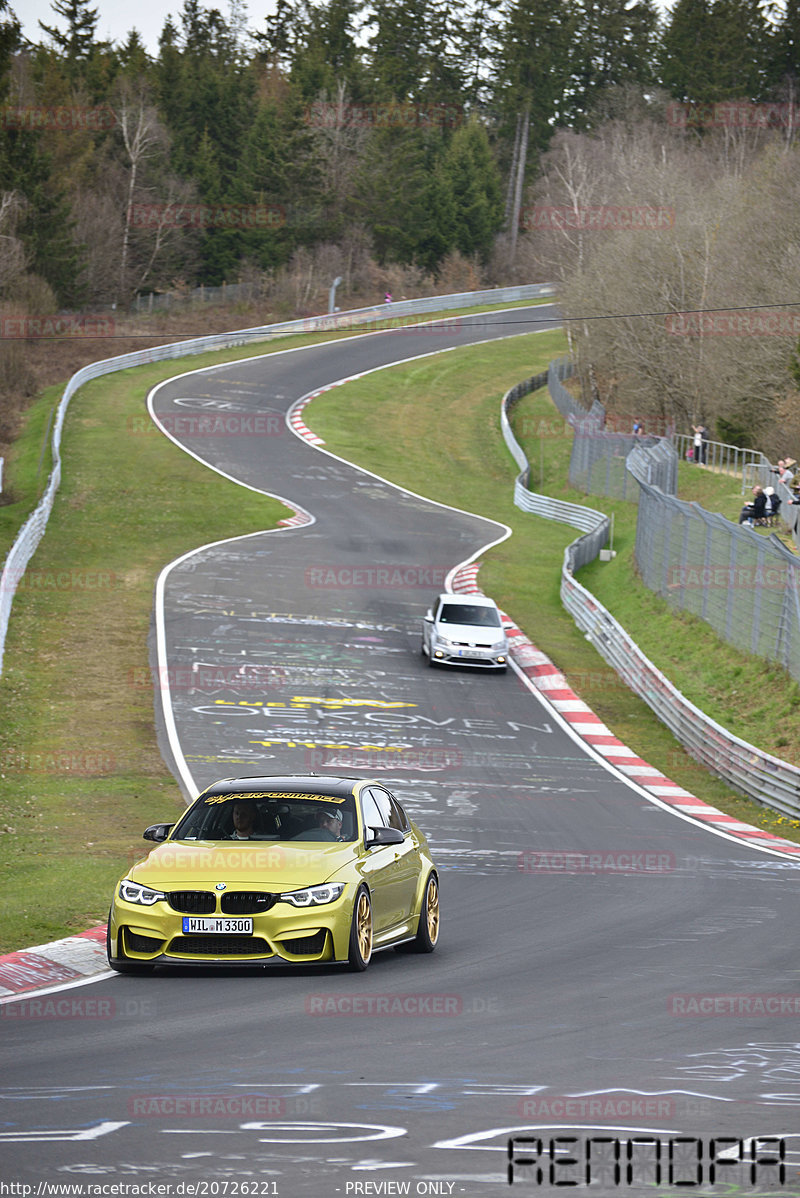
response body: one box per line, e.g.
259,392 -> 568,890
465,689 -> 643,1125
1,0 -> 799,307
2,0 -> 800,450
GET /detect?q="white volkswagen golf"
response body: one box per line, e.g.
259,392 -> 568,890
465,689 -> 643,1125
421,593 -> 509,670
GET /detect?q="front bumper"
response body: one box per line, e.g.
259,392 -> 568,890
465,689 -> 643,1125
430,643 -> 508,668
108,893 -> 352,966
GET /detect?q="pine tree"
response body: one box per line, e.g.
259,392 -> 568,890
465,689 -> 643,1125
568,0 -> 660,125
117,30 -> 150,76
442,118 -> 503,259
661,0 -> 771,103
155,1 -> 254,181
0,0 -> 20,86
0,126 -> 85,304
287,0 -> 366,100
39,0 -> 98,67
367,0 -> 433,100
357,126 -> 451,265
494,0 -> 576,148
770,0 -> 800,82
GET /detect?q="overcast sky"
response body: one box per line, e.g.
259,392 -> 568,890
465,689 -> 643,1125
18,0 -> 272,56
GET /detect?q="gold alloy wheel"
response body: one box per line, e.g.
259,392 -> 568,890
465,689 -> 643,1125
357,890 -> 372,962
426,875 -> 440,944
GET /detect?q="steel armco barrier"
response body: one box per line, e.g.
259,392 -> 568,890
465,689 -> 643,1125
0,283 -> 555,675
501,367 -> 800,819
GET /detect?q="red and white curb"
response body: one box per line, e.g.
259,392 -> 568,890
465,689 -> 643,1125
278,507 -> 313,528
0,925 -> 108,1001
288,389 -> 330,446
452,562 -> 800,858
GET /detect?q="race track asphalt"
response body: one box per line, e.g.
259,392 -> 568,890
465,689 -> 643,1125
1,307 -> 798,1195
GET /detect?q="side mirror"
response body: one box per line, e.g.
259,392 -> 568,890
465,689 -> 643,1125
365,825 -> 404,848
424,610 -> 434,622
143,823 -> 174,842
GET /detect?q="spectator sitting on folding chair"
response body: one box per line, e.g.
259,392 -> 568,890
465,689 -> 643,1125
738,485 -> 767,526
764,486 -> 781,521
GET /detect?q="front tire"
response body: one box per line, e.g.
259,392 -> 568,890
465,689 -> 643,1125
414,872 -> 440,952
348,886 -> 373,971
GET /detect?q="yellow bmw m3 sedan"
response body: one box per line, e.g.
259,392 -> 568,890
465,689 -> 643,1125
107,774 -> 439,973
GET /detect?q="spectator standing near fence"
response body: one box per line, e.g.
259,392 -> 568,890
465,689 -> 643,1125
691,423 -> 708,464
775,459 -> 795,486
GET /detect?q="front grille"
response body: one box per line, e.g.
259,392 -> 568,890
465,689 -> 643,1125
125,930 -> 163,953
168,936 -> 272,956
221,891 -> 277,915
167,891 -> 216,914
280,931 -> 327,955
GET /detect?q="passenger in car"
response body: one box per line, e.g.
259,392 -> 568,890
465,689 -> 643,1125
292,806 -> 344,841
231,802 -> 258,839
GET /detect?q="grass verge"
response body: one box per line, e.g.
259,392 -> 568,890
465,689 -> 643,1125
0,352 -> 289,953
307,331 -> 800,846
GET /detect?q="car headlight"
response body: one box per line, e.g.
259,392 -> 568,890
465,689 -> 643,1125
118,879 -> 167,906
280,883 -> 345,907
493,640 -> 507,651
433,630 -> 452,646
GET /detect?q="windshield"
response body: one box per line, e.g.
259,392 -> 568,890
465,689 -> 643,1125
438,603 -> 501,628
172,789 -> 357,842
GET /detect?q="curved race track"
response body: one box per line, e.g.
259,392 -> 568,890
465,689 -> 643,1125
1,307 -> 799,1196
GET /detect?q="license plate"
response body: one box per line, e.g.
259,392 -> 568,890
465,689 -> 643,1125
458,649 -> 482,658
182,917 -> 253,935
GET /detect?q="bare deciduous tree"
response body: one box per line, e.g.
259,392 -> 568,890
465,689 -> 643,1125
520,102 -> 800,446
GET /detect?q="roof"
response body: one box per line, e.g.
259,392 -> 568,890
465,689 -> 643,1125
199,774 -> 365,799
437,593 -> 499,608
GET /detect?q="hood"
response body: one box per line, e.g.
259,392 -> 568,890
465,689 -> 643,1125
128,839 -> 354,890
